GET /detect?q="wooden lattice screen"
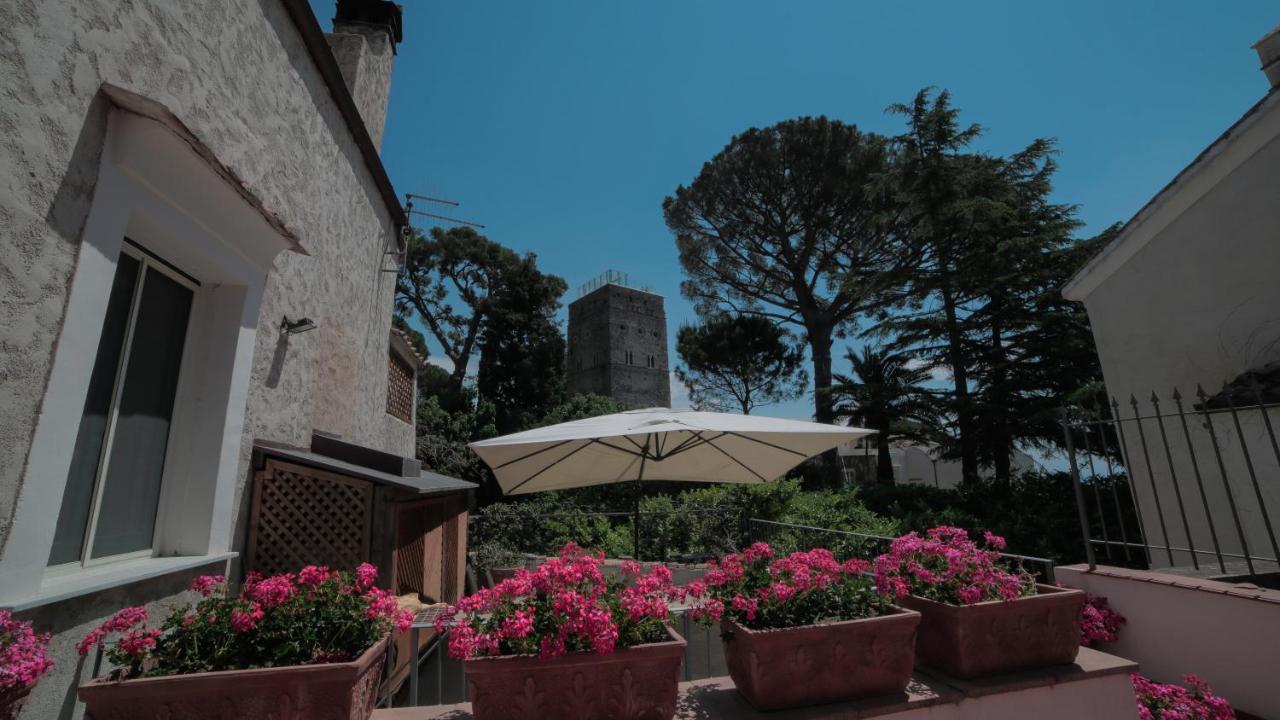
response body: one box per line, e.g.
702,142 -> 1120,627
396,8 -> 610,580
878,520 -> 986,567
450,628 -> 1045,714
247,459 -> 374,577
386,351 -> 414,422
393,502 -> 427,598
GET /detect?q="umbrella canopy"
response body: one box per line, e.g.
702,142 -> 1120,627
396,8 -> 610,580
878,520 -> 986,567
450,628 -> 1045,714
469,408 -> 875,495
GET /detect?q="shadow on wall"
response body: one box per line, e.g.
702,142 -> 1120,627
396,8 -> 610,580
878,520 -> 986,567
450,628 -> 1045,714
43,90 -> 111,248
15,566 -> 210,720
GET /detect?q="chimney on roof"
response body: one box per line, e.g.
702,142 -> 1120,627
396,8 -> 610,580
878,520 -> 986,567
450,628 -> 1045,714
326,0 -> 403,150
1255,23 -> 1280,90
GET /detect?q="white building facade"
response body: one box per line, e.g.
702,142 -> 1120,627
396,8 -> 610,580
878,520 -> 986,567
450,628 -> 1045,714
1062,27 -> 1280,575
0,1 -> 419,716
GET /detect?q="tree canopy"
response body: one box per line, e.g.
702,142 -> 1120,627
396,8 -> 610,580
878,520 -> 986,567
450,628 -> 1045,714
830,345 -> 938,484
663,117 -> 916,427
675,313 -> 806,414
872,88 -> 1103,482
476,253 -> 569,434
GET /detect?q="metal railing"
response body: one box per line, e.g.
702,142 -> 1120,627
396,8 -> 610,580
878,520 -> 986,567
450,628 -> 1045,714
469,505 -> 743,565
1062,384 -> 1280,581
746,518 -> 1057,582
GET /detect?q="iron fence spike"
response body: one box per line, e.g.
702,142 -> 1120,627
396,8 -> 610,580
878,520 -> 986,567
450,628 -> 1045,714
1151,390 -> 1161,404
1171,387 -> 1182,401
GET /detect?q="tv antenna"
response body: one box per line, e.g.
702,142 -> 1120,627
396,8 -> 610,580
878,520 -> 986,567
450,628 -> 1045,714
404,193 -> 485,229
385,192 -> 486,272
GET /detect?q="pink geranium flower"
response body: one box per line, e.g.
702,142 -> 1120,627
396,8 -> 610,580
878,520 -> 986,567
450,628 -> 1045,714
0,611 -> 54,691
439,543 -> 678,661
683,543 -> 891,630
873,526 -> 1034,606
77,563 -> 404,679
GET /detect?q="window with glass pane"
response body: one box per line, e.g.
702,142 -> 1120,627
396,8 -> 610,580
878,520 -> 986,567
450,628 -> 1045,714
48,244 -> 194,566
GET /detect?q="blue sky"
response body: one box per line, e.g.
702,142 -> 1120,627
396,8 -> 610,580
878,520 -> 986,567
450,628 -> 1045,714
315,1 -> 1276,419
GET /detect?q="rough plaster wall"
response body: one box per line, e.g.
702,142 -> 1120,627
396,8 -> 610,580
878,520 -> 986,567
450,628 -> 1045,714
1,1 -> 410,713
326,24 -> 393,149
0,0 -> 406,580
1082,133 -> 1280,568
15,566 -> 216,720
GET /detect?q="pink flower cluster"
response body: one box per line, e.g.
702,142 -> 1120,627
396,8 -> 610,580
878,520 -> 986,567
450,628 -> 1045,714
78,563 -> 412,678
0,611 -> 54,691
1080,592 -> 1125,647
77,606 -> 149,656
872,526 -> 1031,606
684,543 -> 887,629
438,543 -> 677,661
1132,673 -> 1234,720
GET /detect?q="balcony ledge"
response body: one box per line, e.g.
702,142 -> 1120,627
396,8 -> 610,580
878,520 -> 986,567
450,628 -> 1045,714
373,647 -> 1138,720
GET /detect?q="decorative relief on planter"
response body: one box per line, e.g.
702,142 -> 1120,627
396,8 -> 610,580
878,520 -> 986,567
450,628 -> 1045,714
78,636 -> 387,720
900,583 -> 1084,679
463,626 -> 686,720
721,607 -> 921,711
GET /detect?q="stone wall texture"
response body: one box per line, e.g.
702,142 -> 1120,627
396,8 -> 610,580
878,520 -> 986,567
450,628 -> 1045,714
566,284 -> 671,408
0,2 -> 410,715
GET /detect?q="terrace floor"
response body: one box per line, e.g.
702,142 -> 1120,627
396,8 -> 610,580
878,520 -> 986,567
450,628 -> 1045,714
373,647 -> 1139,720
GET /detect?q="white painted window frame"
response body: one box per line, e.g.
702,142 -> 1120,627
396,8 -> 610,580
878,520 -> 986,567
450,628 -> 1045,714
47,242 -> 200,573
0,105 -> 295,607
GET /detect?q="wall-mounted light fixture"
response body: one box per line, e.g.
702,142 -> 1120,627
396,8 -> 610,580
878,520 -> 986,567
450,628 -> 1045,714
281,316 -> 318,335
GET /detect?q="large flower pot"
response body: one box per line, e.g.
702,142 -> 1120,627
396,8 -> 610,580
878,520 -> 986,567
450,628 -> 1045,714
79,635 -> 388,720
463,625 -> 686,720
720,607 -> 921,711
900,583 -> 1084,679
0,682 -> 35,720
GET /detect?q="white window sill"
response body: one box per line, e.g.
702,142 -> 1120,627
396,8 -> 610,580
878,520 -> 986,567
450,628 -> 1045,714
1,552 -> 237,612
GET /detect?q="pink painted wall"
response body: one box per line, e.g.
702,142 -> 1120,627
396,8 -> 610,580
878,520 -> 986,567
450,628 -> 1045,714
1059,564 -> 1280,719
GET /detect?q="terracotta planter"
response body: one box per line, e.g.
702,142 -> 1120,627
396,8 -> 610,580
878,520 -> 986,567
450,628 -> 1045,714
0,682 -> 35,720
900,583 -> 1084,679
79,635 -> 388,720
720,607 -> 921,711
463,625 -> 686,720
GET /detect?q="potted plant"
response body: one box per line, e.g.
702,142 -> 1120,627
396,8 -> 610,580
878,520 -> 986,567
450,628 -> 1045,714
684,543 -> 920,710
873,526 -> 1084,679
78,564 -> 412,720
1,611 -> 54,720
436,543 -> 686,720
1131,673 -> 1235,719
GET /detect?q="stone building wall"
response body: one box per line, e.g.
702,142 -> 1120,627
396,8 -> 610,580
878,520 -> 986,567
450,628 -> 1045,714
0,2 -> 408,715
566,283 -> 671,408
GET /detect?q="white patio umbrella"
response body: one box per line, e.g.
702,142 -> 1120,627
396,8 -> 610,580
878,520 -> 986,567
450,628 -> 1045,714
468,408 -> 874,554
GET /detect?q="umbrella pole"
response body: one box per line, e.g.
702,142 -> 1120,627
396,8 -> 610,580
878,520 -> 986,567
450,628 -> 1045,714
633,479 -> 641,559
634,434 -> 652,559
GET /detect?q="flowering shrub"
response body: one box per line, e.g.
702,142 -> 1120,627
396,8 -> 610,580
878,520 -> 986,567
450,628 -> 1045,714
872,526 -> 1036,605
436,543 -> 677,660
1132,673 -> 1234,719
683,542 -> 892,630
1080,592 -> 1125,647
0,611 -> 53,692
77,565 -> 412,679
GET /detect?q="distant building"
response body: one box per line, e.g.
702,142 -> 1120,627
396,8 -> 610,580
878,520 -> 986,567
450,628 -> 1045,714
1061,26 -> 1280,573
566,270 -> 671,408
837,440 -> 1039,489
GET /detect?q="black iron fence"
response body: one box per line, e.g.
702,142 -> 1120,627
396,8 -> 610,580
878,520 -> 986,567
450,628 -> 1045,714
1062,383 -> 1280,582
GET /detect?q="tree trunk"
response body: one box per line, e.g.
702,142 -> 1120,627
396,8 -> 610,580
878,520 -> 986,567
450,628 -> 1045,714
876,427 -> 895,485
940,281 -> 979,484
990,299 -> 1012,483
806,322 -> 839,489
808,324 -> 835,424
